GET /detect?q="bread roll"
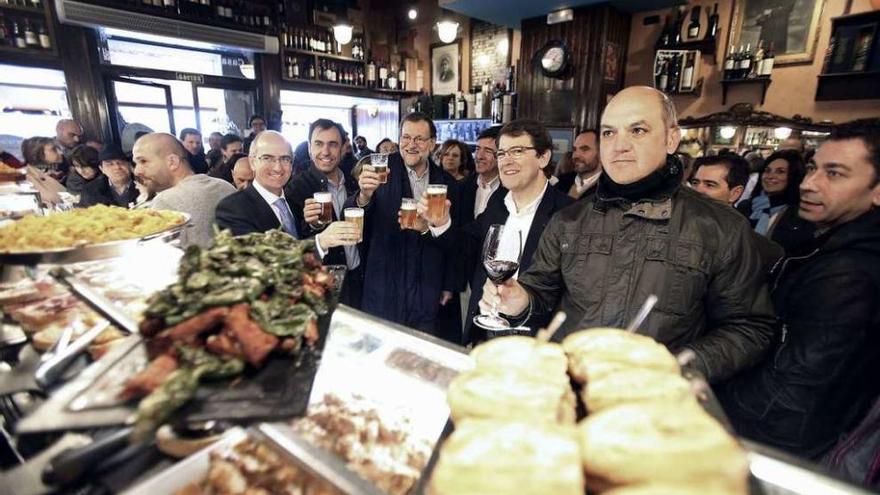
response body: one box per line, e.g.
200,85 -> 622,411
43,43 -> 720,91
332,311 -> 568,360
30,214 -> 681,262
583,368 -> 693,413
602,483 -> 746,495
429,420 -> 583,495
561,328 -> 679,383
470,336 -> 567,377
447,368 -> 576,424
579,402 -> 748,493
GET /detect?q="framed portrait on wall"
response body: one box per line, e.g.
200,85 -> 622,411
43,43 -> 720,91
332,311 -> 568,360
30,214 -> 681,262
431,41 -> 461,96
728,0 -> 827,65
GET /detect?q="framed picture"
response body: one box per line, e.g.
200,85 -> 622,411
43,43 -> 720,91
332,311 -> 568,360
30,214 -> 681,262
547,126 -> 575,165
728,0 -> 826,65
431,41 -> 461,96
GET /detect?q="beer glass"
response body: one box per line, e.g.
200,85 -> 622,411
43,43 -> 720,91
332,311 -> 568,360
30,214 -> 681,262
313,192 -> 333,227
426,184 -> 448,224
344,207 -> 364,242
400,198 -> 419,230
371,153 -> 389,184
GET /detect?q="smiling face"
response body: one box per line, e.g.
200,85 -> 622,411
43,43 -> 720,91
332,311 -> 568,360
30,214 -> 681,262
474,137 -> 498,177
799,138 -> 880,229
400,120 -> 435,169
761,158 -> 789,195
309,126 -> 343,176
497,133 -> 549,193
250,131 -> 293,195
600,87 -> 680,184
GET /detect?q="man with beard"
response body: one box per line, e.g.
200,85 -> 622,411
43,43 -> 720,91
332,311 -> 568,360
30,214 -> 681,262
554,130 -> 601,199
427,119 -> 574,344
346,112 -> 460,338
134,133 -> 235,248
480,86 -> 775,383
288,119 -> 364,308
353,135 -> 373,160
720,125 -> 880,459
206,131 -> 224,171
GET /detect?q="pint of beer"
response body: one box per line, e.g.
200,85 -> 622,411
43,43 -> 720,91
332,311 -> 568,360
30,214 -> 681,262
400,198 -> 419,230
426,184 -> 448,224
314,192 -> 333,226
344,207 -> 364,242
371,153 -> 389,184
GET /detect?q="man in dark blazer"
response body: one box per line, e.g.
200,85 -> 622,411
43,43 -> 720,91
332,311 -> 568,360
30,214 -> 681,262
215,130 -> 360,252
427,119 -> 573,344
288,119 -> 364,308
554,129 -> 601,200
346,112 -> 460,340
459,126 -> 507,223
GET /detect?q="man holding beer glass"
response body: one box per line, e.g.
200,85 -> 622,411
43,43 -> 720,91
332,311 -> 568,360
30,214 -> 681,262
288,119 -> 364,308
346,112 -> 461,340
424,119 -> 574,344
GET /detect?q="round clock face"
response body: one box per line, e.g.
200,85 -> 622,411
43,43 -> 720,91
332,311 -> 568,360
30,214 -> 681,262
541,47 -> 566,72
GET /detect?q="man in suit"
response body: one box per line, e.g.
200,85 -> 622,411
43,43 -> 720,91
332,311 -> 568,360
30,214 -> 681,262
347,112 -> 460,339
215,130 -> 360,252
426,119 -> 574,344
554,129 -> 600,199
288,119 -> 364,308
459,126 -> 506,223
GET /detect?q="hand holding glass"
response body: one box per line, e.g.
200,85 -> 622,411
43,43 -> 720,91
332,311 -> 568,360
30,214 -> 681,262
474,224 -> 523,330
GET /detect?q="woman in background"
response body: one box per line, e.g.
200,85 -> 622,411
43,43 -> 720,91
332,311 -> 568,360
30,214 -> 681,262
65,144 -> 101,196
21,137 -> 66,206
437,139 -> 472,181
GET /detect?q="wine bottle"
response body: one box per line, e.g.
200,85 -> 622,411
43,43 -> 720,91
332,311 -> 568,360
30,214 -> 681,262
13,21 -> 25,48
658,16 -> 672,48
752,41 -> 764,78
24,19 -> 37,47
724,46 -> 735,79
457,91 -> 467,119
687,6 -> 701,40
738,43 -> 752,79
760,42 -> 775,76
0,15 -> 9,47
657,59 -> 669,91
672,7 -> 684,45
680,52 -> 695,91
398,66 -> 406,90
667,53 -> 682,92
707,3 -> 719,39
379,63 -> 388,89
448,95 -> 456,119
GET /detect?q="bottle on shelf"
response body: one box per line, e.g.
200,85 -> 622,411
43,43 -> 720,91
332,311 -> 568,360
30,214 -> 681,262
657,59 -> 669,91
398,65 -> 406,91
13,21 -> 26,49
723,46 -> 735,79
706,3 -> 719,40
23,18 -> 37,47
491,83 -> 503,124
447,95 -> 456,119
687,5 -> 701,40
37,20 -> 49,49
457,91 -> 467,119
760,42 -> 775,76
672,7 -> 684,45
666,53 -> 682,93
680,52 -> 696,92
378,62 -> 388,89
505,66 -> 515,93
737,43 -> 752,79
308,59 -> 315,79
0,14 -> 9,47
366,56 -> 376,88
658,16 -> 672,48
752,41 -> 764,78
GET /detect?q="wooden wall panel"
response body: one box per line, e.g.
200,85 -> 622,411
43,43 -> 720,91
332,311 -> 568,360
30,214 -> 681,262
517,5 -> 630,131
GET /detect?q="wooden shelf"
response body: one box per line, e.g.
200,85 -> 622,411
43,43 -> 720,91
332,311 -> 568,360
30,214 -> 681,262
816,71 -> 880,101
283,48 -> 364,64
281,76 -> 365,89
0,3 -> 44,15
720,77 -> 772,105
657,36 -> 719,57
372,88 -> 420,96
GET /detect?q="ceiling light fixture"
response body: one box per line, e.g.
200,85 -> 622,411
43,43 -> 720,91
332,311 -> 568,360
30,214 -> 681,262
333,17 -> 353,45
408,8 -> 418,20
720,126 -> 737,139
774,127 -> 793,140
436,19 -> 459,43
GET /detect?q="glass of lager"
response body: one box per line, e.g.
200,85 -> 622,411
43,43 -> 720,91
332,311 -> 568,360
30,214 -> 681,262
400,198 -> 419,230
426,184 -> 448,224
371,153 -> 389,184
344,207 -> 364,242
313,192 -> 333,227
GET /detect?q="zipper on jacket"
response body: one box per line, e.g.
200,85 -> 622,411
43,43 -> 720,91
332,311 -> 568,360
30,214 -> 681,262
772,248 -> 819,292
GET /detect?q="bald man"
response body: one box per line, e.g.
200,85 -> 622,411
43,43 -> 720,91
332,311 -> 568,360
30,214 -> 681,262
482,86 -> 774,383
133,133 -> 235,248
232,156 -> 254,190
55,119 -> 83,155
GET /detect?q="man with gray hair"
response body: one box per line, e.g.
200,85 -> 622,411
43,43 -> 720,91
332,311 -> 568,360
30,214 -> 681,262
481,86 -> 775,383
133,132 -> 235,248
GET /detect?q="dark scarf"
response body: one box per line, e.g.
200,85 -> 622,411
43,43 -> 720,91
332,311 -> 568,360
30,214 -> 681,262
597,154 -> 683,203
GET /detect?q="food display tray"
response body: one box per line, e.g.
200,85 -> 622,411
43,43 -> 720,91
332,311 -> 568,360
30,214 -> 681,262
0,213 -> 190,265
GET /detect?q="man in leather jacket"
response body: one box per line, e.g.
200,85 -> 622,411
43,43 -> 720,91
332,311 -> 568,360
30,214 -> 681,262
480,86 -> 776,383
719,124 -> 880,458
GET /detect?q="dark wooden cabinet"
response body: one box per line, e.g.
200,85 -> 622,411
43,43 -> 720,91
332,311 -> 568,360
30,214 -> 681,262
816,11 -> 880,101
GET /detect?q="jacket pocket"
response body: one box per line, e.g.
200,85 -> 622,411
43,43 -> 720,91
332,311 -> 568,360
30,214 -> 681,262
644,238 -> 709,316
560,232 -> 610,303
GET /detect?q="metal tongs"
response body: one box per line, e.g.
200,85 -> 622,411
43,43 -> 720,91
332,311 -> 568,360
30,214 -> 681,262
33,267 -> 140,389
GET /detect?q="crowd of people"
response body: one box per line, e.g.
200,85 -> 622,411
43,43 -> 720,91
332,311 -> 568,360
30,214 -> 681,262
12,86 -> 880,481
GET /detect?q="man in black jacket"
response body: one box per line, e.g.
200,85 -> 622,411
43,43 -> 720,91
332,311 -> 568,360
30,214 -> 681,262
554,129 -> 601,200
481,86 -> 775,383
720,124 -> 880,458
180,128 -> 209,174
80,145 -> 139,207
458,126 -> 506,224
288,119 -> 364,308
427,119 -> 573,344
215,130 -> 359,253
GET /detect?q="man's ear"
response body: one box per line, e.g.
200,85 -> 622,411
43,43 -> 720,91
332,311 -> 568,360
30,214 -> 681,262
666,126 -> 682,155
871,181 -> 880,208
729,185 -> 745,205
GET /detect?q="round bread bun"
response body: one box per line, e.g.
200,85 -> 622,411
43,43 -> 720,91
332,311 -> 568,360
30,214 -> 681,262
583,368 -> 693,413
579,402 -> 748,493
447,368 -> 576,424
429,419 -> 584,495
470,336 -> 568,376
602,483 -> 746,495
561,328 -> 679,383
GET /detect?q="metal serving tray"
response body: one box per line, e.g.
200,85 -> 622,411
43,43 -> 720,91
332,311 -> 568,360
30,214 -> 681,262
0,213 -> 190,265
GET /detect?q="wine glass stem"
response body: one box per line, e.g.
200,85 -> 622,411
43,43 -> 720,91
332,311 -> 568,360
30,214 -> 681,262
492,282 -> 500,318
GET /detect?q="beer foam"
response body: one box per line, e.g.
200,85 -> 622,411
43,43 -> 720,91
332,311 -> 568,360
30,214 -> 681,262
314,192 -> 333,202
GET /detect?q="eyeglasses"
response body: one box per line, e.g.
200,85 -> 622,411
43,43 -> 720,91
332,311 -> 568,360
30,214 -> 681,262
258,154 -> 294,166
400,135 -> 431,147
495,146 -> 537,161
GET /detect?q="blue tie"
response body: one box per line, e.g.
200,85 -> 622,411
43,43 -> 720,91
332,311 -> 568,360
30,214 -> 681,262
273,197 -> 299,238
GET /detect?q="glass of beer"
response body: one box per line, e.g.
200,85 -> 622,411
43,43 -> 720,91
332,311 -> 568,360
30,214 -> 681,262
426,184 -> 448,224
371,153 -> 389,184
344,207 -> 364,242
400,198 -> 419,230
313,192 -> 333,227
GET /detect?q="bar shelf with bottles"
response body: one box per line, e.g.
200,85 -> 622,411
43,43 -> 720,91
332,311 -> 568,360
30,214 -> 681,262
81,0 -> 278,35
283,54 -> 365,89
281,26 -> 365,61
653,50 -> 701,96
0,0 -> 56,58
655,3 -> 720,57
720,41 -> 775,105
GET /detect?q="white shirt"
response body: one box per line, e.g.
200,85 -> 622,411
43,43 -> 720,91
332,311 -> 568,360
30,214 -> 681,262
500,182 -> 547,278
252,179 -> 288,225
474,174 -> 501,218
572,171 -> 601,198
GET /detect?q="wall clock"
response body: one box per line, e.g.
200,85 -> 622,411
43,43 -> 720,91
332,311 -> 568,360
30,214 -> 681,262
535,40 -> 572,79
